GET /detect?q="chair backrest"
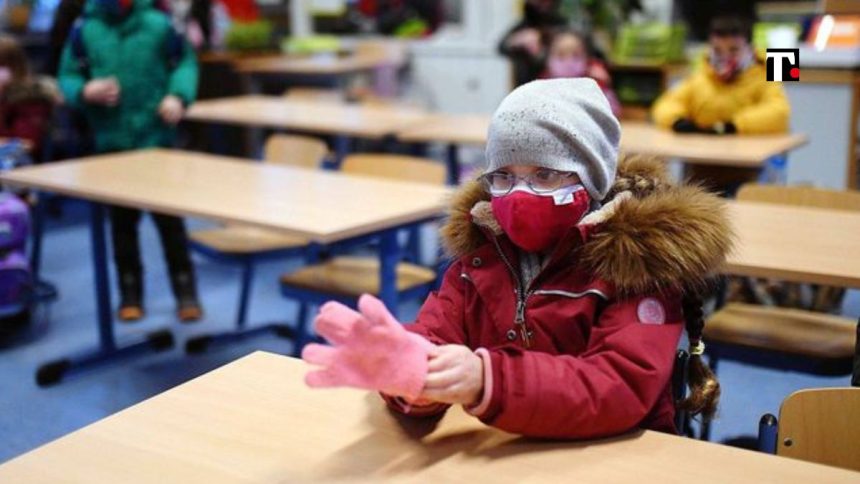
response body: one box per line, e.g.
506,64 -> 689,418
340,154 -> 446,186
776,387 -> 860,471
263,134 -> 328,169
737,184 -> 860,213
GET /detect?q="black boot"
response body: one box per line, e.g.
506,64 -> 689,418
171,271 -> 202,323
118,272 -> 144,322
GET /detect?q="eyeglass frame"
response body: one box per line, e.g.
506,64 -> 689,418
479,168 -> 580,197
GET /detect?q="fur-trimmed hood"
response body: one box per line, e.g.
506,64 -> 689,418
441,154 -> 734,295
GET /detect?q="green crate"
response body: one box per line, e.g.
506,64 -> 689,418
613,23 -> 687,64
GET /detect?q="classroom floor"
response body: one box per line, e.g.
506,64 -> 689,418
0,200 -> 856,464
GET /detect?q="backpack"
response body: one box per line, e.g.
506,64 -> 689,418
69,18 -> 186,78
0,193 -> 32,321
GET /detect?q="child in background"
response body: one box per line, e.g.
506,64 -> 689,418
542,29 -> 621,117
499,0 -> 567,87
651,14 -> 790,192
0,35 -> 61,157
58,0 -> 202,322
302,79 -> 733,440
652,15 -> 790,135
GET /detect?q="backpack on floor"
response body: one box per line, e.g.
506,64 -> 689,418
0,193 -> 32,318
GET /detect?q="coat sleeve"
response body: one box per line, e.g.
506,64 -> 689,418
731,82 -> 790,134
167,38 -> 199,106
651,77 -> 695,129
381,260 -> 470,417
473,293 -> 684,439
57,42 -> 88,110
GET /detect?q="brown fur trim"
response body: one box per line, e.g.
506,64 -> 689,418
440,179 -> 490,258
439,155 -> 733,295
580,184 -> 734,295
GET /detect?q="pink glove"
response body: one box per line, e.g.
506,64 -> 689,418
302,294 -> 435,400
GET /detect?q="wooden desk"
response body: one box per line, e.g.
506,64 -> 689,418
725,201 -> 860,287
397,113 -> 491,146
620,122 -> 809,168
0,149 -> 450,385
186,95 -> 428,144
234,51 -> 402,76
1,352 -> 856,483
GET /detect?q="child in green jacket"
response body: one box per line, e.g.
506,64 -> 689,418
58,0 -> 202,322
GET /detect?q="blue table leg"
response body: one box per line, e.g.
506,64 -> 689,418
333,136 -> 352,167
379,230 -> 401,319
30,191 -> 59,301
446,144 -> 460,186
34,202 -> 174,387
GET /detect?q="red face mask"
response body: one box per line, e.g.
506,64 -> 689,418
490,185 -> 591,253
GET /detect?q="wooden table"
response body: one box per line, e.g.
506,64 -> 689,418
0,149 -> 450,385
234,51 -> 402,76
725,201 -> 860,287
1,351 -> 857,483
395,116 -> 807,183
620,122 -> 809,168
186,95 -> 430,160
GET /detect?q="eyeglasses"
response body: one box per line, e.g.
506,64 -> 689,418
480,169 -> 578,196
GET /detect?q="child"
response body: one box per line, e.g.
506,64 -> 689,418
58,0 -> 202,322
651,14 -> 790,192
542,29 -> 621,117
0,35 -> 60,157
303,79 -> 733,439
652,15 -> 790,136
499,0 -> 567,87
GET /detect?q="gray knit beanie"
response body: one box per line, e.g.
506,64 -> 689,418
485,78 -> 620,200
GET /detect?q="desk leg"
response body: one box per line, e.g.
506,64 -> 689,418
446,144 -> 460,186
30,192 -> 59,302
34,202 -> 175,387
379,230 -> 400,319
333,136 -> 352,167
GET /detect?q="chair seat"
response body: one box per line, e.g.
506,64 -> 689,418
280,256 -> 437,298
704,303 -> 856,360
190,225 -> 308,255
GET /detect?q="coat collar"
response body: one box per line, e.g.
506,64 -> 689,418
441,154 -> 734,296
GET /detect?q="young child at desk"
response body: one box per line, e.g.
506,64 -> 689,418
651,14 -> 791,191
302,79 -> 733,440
541,29 -> 621,117
58,0 -> 202,322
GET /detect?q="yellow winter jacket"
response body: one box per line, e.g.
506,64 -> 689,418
651,56 -> 790,134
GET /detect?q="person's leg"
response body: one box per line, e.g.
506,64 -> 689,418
151,212 -> 203,322
109,205 -> 145,321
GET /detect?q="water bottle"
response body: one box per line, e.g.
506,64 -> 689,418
759,155 -> 788,185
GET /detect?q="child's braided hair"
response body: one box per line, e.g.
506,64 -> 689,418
680,293 -> 721,420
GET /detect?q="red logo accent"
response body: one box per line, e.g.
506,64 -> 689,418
790,67 -> 800,79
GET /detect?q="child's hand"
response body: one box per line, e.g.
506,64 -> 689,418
421,345 -> 484,406
83,78 -> 120,106
159,95 -> 184,125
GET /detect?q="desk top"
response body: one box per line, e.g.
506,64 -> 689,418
397,113 -> 491,146
234,51 -> 402,75
620,122 -> 809,167
1,351 -> 856,483
0,149 -> 450,244
396,118 -> 806,167
186,95 -> 429,139
725,201 -> 860,287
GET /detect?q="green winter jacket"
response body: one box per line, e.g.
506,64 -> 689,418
58,0 -> 198,152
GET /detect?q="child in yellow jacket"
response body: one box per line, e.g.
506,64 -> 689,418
652,15 -> 790,135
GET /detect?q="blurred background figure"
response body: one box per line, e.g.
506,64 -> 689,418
0,35 -> 60,160
542,28 -> 621,117
499,0 -> 567,87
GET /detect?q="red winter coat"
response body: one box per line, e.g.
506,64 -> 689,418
386,155 -> 732,440
0,79 -> 57,154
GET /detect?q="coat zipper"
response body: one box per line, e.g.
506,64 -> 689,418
490,236 -> 534,348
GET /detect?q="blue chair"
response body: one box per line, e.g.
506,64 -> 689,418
185,134 -> 328,353
279,153 -> 447,351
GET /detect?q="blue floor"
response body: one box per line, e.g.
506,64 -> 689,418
0,200 -> 856,463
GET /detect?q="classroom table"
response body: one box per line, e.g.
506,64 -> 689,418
395,116 -> 808,184
233,51 -> 403,76
185,95 -> 430,160
724,200 -> 860,287
0,149 -> 450,385
1,351 -> 857,483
